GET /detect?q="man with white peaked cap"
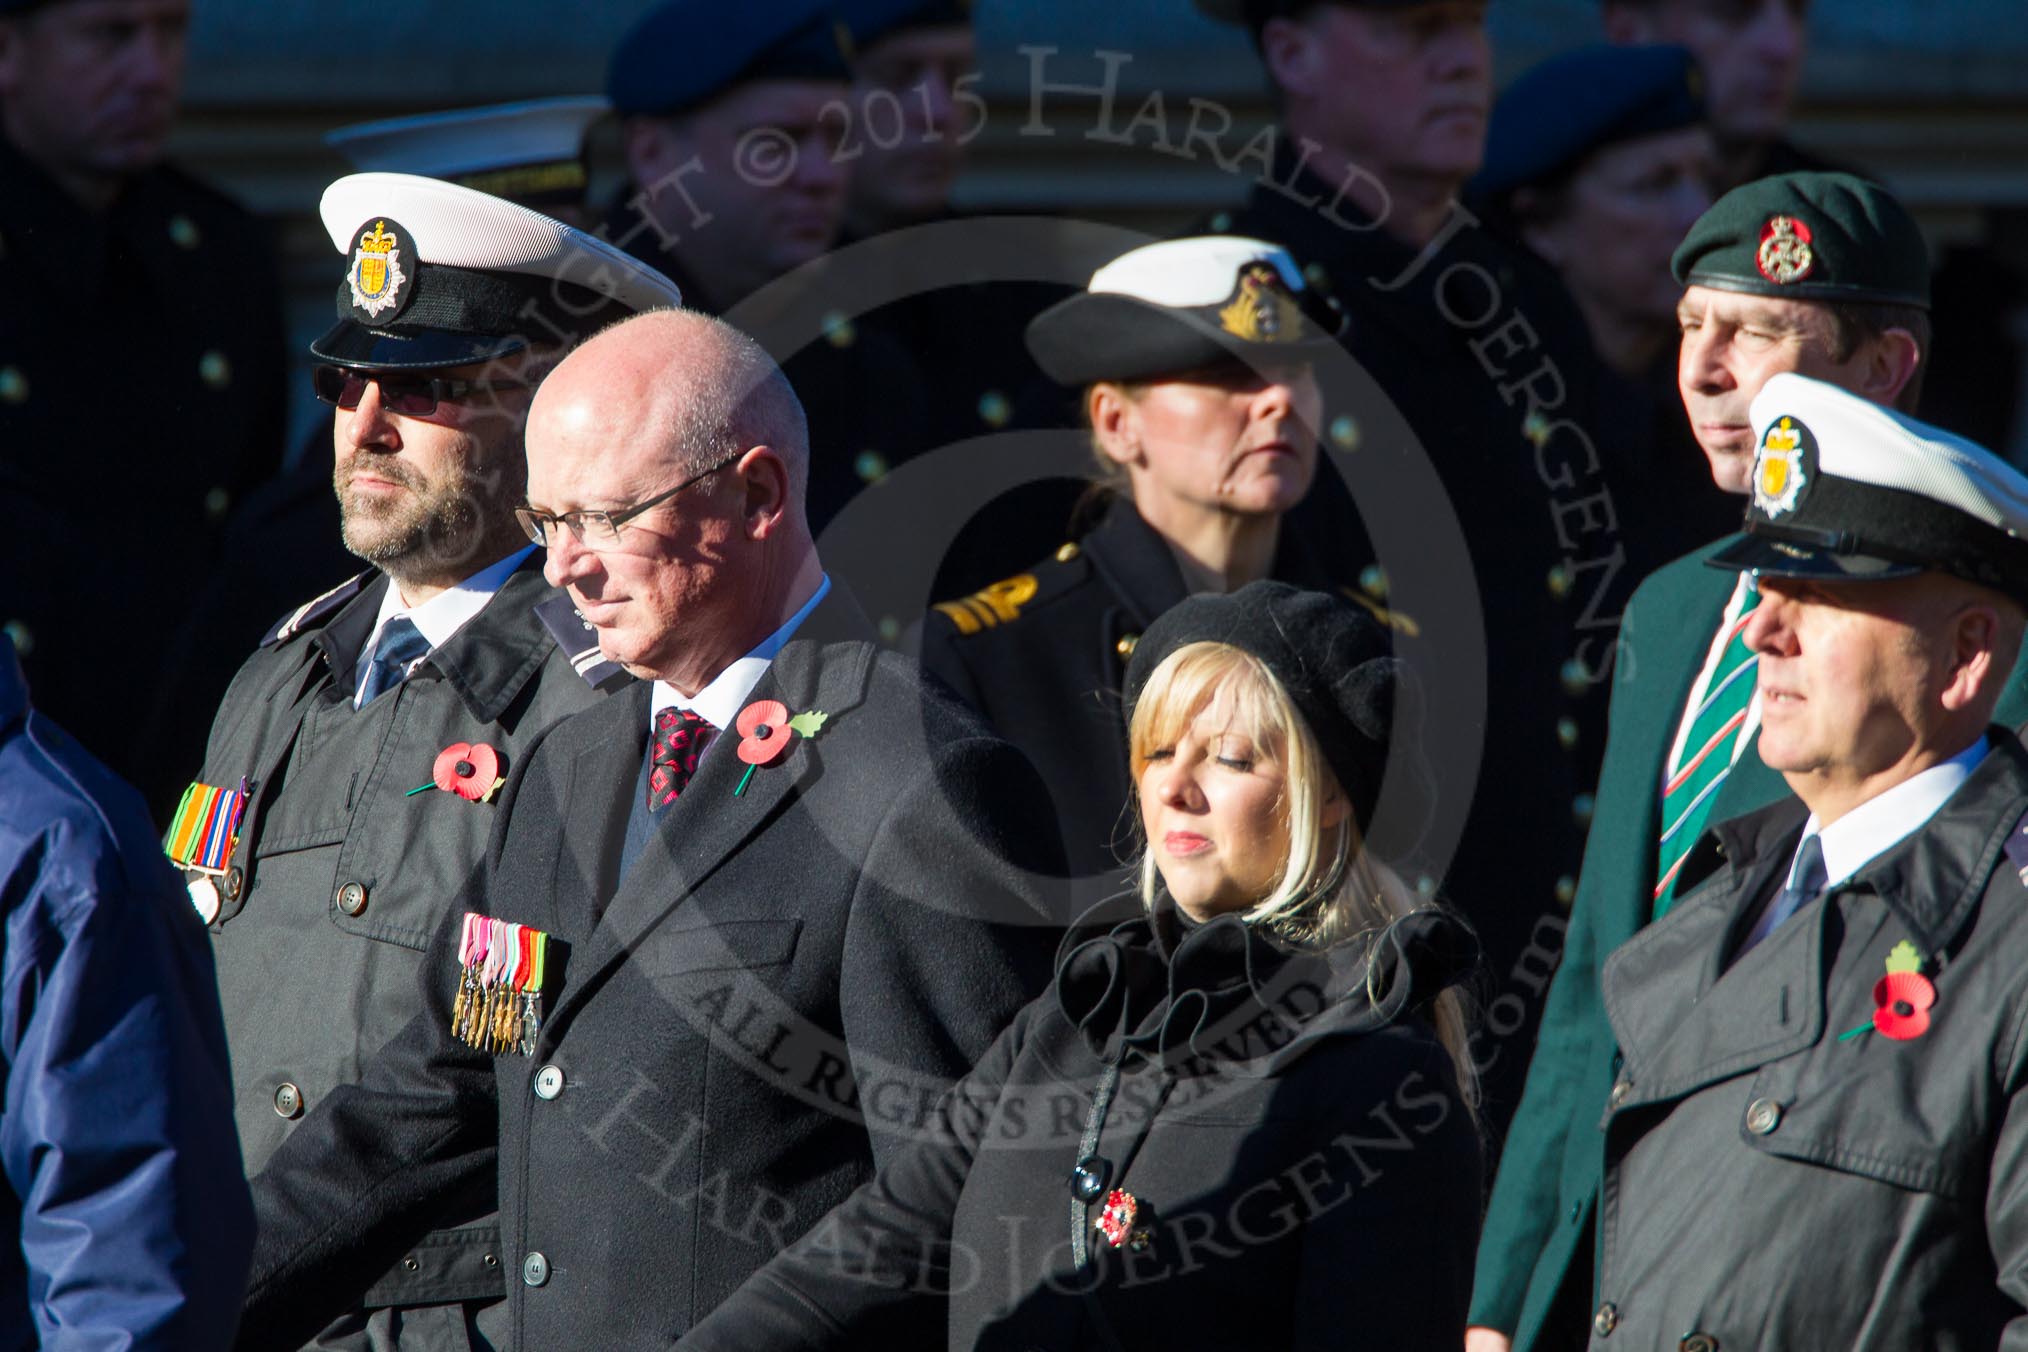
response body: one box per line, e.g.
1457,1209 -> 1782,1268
175,172 -> 679,1351
1578,372 -> 2028,1349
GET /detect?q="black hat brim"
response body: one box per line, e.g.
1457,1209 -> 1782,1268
1704,530 -> 1924,583
1025,292 -> 1341,387
309,320 -> 530,371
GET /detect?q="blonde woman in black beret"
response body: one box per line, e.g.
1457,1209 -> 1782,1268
921,237 -> 1353,897
681,582 -> 1483,1352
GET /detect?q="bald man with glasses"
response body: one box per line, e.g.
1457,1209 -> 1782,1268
173,172 -> 680,1352
236,307 -> 1063,1348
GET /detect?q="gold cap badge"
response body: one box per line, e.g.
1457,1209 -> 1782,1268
347,218 -> 411,319
1218,263 -> 1303,344
1753,416 -> 1809,518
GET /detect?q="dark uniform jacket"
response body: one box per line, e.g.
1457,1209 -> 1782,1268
920,501 -> 1346,889
0,641 -> 252,1350
1217,143 -> 1630,1123
235,594 -> 1064,1350
0,136 -> 285,794
1470,541 -> 2028,1349
1586,733 -> 2028,1349
191,557 -> 617,1327
676,897 -> 1482,1352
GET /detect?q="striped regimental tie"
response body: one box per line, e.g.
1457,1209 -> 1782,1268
1653,576 -> 1761,916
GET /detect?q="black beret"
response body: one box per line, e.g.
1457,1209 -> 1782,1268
1470,45 -> 1704,202
1123,582 -> 1417,837
839,0 -> 972,47
1671,170 -> 1931,310
1026,236 -> 1344,387
608,0 -> 852,118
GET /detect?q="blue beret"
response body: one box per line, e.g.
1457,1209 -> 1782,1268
1471,45 -> 1705,202
608,0 -> 852,118
838,0 -> 971,47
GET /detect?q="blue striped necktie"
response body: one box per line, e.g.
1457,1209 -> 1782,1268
1654,578 -> 1760,916
1738,833 -> 1826,955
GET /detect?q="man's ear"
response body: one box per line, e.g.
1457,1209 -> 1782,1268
1861,328 -> 1922,409
1260,15 -> 1321,100
1940,601 -> 2002,713
622,115 -> 685,186
738,445 -> 793,539
1088,383 -> 1142,469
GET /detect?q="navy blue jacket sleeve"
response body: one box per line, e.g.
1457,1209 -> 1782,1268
0,704 -> 252,1350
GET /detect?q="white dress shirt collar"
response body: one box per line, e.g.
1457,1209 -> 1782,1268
1789,734 -> 1992,891
649,574 -> 832,732
354,546 -> 536,706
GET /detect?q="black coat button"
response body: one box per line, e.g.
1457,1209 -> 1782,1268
336,881 -> 368,916
1069,1156 -> 1110,1203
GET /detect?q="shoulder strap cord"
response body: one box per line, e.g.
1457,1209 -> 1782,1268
1068,1058 -> 1178,1352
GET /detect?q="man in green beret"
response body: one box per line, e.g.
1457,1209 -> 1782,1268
1467,169 -> 2028,1352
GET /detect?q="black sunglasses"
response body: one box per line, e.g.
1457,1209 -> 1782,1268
312,365 -> 533,417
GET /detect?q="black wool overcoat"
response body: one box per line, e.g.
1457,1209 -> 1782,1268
235,595 -> 1066,1349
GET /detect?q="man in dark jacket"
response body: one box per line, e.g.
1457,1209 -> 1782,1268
182,173 -> 681,1350
0,0 -> 285,793
1191,0 -> 1624,1124
1577,373 -> 2028,1348
1462,171 -> 2028,1352
0,636 -> 251,1349
235,309 -> 1062,1349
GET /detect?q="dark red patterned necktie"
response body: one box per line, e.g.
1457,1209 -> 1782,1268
647,707 -> 714,810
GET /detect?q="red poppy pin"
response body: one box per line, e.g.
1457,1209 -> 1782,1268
1872,941 -> 1936,1041
731,701 -> 830,796
1839,940 -> 1936,1043
408,742 -> 506,803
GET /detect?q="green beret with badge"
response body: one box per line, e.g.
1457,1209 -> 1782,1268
1710,371 -> 2028,601
1671,170 -> 1932,309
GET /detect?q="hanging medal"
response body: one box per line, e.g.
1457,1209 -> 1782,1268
163,777 -> 251,922
451,912 -> 557,1057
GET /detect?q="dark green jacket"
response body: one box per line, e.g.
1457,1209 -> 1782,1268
1469,536 -> 2028,1345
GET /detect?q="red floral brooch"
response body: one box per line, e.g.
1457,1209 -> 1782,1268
1839,940 -> 1936,1043
731,701 -> 830,796
407,742 -> 506,803
1095,1189 -> 1151,1252
1872,941 -> 1936,1041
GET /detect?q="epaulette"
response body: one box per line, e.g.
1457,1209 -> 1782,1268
933,541 -> 1097,637
1341,585 -> 1421,639
260,570 -> 375,648
533,594 -> 630,689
